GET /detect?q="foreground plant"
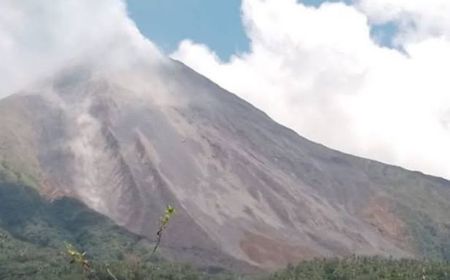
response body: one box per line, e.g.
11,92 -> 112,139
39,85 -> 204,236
65,242 -> 91,273
152,205 -> 176,256
62,205 -> 175,279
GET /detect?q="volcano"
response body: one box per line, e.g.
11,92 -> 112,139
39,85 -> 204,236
1,55 -> 450,271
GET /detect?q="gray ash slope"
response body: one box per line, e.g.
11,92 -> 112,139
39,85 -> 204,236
1,58 -> 450,270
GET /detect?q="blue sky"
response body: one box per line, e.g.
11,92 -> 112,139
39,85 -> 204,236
126,0 -> 369,60
126,0 -> 248,60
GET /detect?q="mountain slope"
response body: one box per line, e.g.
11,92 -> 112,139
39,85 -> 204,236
0,180 -> 246,278
1,58 -> 450,270
0,179 -> 147,279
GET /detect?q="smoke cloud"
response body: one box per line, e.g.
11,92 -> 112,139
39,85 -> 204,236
0,0 -> 161,97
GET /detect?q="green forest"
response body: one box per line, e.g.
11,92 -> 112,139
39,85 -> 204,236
267,257 -> 450,280
3,244 -> 450,280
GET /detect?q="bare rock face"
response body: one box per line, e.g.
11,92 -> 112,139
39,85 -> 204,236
1,58 -> 450,271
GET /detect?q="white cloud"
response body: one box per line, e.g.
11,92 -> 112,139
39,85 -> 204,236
357,0 -> 450,43
172,0 -> 450,179
0,0 -> 162,97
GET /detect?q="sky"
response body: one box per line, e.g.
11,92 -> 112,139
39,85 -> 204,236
126,0 -> 249,60
126,0 -> 361,60
1,0 -> 450,180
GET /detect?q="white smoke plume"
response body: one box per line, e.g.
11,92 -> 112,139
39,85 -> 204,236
0,0 -> 162,97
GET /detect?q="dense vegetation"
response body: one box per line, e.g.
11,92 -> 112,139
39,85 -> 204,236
3,244 -> 450,280
267,257 -> 450,280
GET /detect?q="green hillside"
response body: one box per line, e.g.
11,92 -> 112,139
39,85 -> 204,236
0,171 -> 245,280
267,257 -> 450,280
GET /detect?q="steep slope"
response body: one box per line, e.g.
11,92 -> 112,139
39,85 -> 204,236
1,58 -> 450,270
